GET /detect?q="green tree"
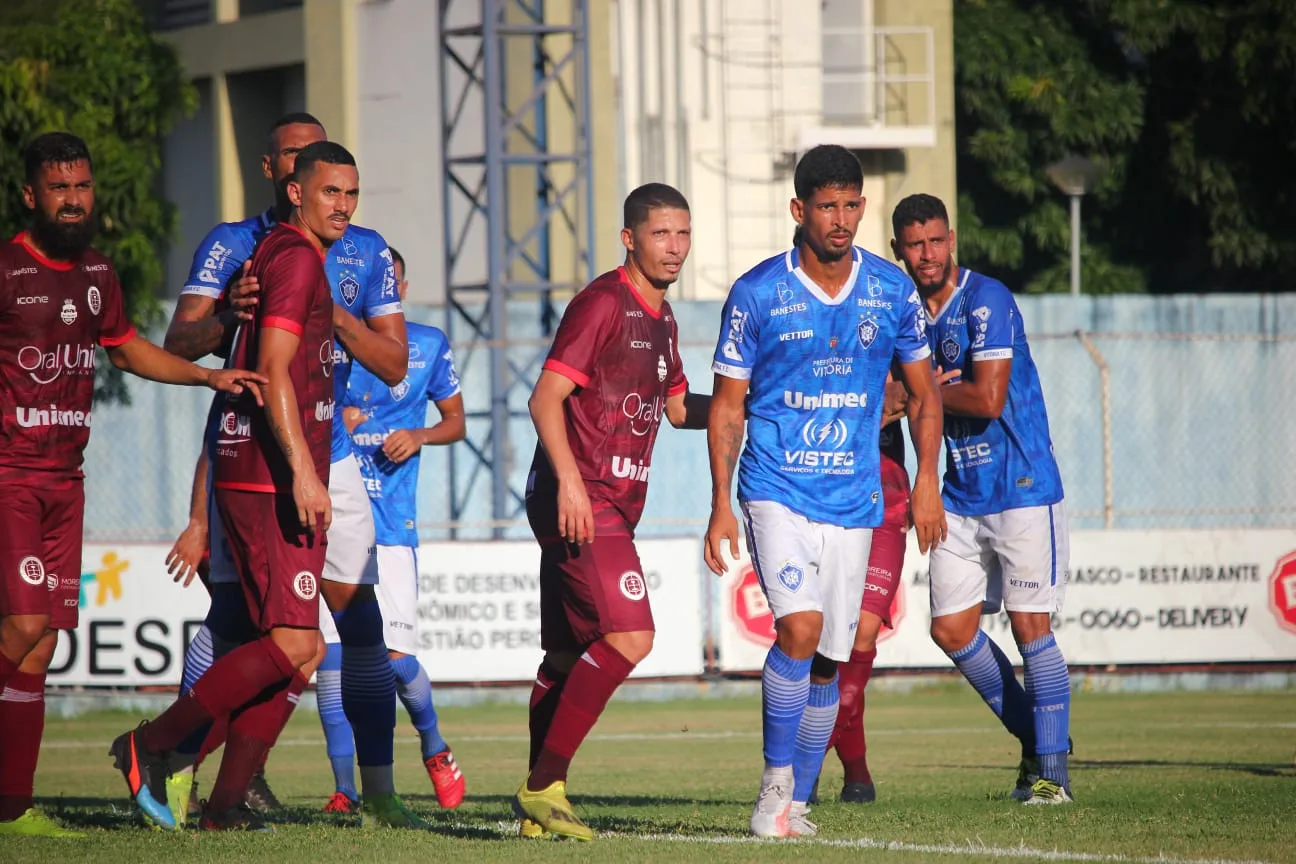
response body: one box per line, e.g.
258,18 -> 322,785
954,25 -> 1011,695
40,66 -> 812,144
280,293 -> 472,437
955,0 -> 1296,294
0,0 -> 196,399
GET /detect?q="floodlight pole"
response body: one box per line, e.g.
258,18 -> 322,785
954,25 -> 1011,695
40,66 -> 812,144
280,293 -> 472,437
1069,193 -> 1082,298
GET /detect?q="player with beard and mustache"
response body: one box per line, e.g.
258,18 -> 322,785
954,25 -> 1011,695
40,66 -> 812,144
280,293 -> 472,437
0,132 -> 266,838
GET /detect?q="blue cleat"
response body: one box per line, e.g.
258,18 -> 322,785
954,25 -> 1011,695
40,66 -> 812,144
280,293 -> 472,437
109,724 -> 175,830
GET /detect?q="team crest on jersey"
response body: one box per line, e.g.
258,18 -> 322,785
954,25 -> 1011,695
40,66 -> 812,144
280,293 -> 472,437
656,354 -> 667,382
941,335 -> 961,366
390,379 -> 411,401
292,571 -> 318,601
342,237 -> 358,257
857,318 -> 879,349
19,556 -> 45,587
87,285 -> 102,315
777,562 -> 804,593
60,299 -> 77,325
619,571 -> 647,601
339,273 -> 360,305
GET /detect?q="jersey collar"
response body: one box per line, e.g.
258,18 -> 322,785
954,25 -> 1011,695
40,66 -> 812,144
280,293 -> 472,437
925,266 -> 970,326
785,245 -> 861,307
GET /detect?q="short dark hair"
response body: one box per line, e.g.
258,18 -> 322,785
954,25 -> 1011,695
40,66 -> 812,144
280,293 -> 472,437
388,246 -> 405,275
793,145 -> 862,200
890,193 -> 950,240
24,132 -> 93,184
293,141 -> 356,181
266,112 -> 326,153
623,182 -> 690,230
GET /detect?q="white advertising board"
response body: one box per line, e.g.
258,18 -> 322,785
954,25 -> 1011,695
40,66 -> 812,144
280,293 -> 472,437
717,529 -> 1296,671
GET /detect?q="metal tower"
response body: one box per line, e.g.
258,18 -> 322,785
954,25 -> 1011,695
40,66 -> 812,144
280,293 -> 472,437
439,0 -> 595,537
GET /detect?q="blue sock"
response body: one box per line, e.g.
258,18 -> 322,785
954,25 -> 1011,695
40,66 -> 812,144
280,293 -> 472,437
761,645 -> 813,768
318,642 -> 357,799
948,630 -> 1035,752
173,624 -> 216,758
391,654 -> 445,759
1022,633 -> 1071,789
335,602 -> 397,767
792,675 -> 839,803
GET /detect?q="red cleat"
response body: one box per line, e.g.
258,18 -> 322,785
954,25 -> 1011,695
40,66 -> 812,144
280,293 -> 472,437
424,749 -> 465,809
322,791 -> 358,814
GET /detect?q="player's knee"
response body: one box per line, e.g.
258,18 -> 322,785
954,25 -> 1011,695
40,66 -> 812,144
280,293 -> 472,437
270,627 -> 321,669
853,612 -> 883,654
603,630 -> 653,665
774,612 -> 822,656
1008,611 -> 1051,646
544,650 -> 579,676
321,580 -> 372,612
930,612 -> 977,654
809,652 -> 837,683
17,629 -> 58,673
1,614 -> 52,658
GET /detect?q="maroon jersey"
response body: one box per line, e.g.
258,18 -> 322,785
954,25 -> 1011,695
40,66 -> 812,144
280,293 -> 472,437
213,223 -> 334,494
0,233 -> 136,482
530,268 -> 688,530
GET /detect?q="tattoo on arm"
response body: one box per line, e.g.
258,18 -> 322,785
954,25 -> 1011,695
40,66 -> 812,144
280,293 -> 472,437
166,315 -> 229,360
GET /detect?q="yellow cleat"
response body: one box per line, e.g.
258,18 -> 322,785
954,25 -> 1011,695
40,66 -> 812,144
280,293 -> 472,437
362,793 -> 430,829
518,817 -> 549,839
166,772 -> 195,829
0,808 -> 85,838
512,779 -> 593,842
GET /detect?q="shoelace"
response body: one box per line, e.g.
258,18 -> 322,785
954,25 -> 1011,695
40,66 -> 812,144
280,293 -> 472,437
755,784 -> 790,813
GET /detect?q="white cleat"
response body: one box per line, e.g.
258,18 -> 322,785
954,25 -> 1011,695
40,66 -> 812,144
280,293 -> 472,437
1023,778 -> 1074,805
788,801 -> 817,837
750,766 -> 793,838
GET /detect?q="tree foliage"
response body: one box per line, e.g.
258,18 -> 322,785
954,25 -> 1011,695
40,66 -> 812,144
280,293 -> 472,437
955,0 -> 1296,294
0,0 -> 197,399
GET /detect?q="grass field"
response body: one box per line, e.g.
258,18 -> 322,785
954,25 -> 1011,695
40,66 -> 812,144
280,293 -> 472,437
9,685 -> 1295,863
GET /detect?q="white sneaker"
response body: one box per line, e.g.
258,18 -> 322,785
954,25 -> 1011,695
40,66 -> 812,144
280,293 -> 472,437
788,801 -> 817,836
750,766 -> 793,838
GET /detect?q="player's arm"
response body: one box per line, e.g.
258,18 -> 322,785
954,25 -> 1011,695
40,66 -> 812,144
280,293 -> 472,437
260,327 -> 331,531
897,356 -> 947,552
529,368 -> 594,544
936,358 -> 1010,419
881,369 -> 908,426
704,373 -> 749,574
381,393 -> 467,463
665,390 -> 710,429
164,229 -> 260,359
107,335 -> 267,399
334,308 -> 407,386
166,447 -> 210,587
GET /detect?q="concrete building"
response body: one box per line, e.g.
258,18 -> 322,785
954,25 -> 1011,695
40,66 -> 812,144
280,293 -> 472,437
146,0 -> 954,304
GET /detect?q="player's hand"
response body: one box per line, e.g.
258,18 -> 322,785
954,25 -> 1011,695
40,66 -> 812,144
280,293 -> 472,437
882,376 -> 908,426
206,368 -> 268,405
704,504 -> 742,576
226,261 -> 260,322
556,475 -> 594,545
910,472 -> 947,554
381,429 -> 423,464
166,519 -> 208,587
342,405 -> 366,434
293,469 -> 333,534
934,364 -> 961,386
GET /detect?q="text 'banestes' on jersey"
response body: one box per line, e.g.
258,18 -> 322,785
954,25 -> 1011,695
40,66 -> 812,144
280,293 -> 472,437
713,245 -> 931,530
181,208 -> 402,462
924,268 -> 1063,517
346,321 -> 461,548
213,223 -> 335,494
528,267 -> 688,531
0,233 -> 136,482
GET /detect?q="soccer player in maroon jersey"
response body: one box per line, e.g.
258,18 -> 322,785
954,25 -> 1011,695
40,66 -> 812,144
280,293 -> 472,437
0,132 -> 265,839
109,141 -> 351,832
513,183 -> 710,841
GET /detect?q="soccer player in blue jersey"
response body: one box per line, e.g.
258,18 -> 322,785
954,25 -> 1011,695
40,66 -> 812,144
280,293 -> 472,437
705,145 -> 946,837
158,113 -> 423,827
317,248 -> 468,813
890,193 -> 1073,805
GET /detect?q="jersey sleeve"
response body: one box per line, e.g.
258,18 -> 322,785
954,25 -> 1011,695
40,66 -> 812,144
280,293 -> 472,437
362,237 -> 403,319
343,364 -> 376,409
97,266 -> 137,347
542,288 -> 621,388
426,329 -> 462,401
968,281 -> 1015,362
711,277 -> 762,379
259,245 -> 320,336
181,224 -> 251,299
892,282 -> 932,366
667,317 -> 687,397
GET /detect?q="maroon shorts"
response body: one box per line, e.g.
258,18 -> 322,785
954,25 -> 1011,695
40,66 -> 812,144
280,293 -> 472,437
860,456 -> 910,627
0,478 -> 84,630
214,488 -> 326,632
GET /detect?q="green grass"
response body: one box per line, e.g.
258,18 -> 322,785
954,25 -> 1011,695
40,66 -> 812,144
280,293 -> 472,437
11,686 -> 1296,863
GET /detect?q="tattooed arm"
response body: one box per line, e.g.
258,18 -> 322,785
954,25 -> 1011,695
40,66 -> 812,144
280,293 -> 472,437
164,267 -> 260,360
260,327 -> 331,533
704,374 -> 750,575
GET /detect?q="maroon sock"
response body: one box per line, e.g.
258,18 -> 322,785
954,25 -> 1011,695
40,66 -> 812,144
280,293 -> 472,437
528,659 -> 570,771
207,678 -> 292,812
528,640 -> 635,790
141,636 -> 296,754
251,672 -> 306,774
833,648 -> 875,784
196,718 -> 229,767
0,671 -> 45,822
0,652 -> 18,694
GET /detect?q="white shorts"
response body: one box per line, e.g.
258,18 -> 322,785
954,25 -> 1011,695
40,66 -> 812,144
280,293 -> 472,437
929,500 -> 1069,618
740,499 -> 873,662
322,453 -> 380,586
375,545 -> 419,655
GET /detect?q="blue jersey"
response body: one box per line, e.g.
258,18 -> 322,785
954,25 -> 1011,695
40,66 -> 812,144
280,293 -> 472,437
345,322 -> 460,547
182,209 -> 403,462
926,268 -> 1063,516
712,246 -> 931,528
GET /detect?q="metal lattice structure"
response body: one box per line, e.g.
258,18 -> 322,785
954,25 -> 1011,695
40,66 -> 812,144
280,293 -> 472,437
439,0 -> 595,537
